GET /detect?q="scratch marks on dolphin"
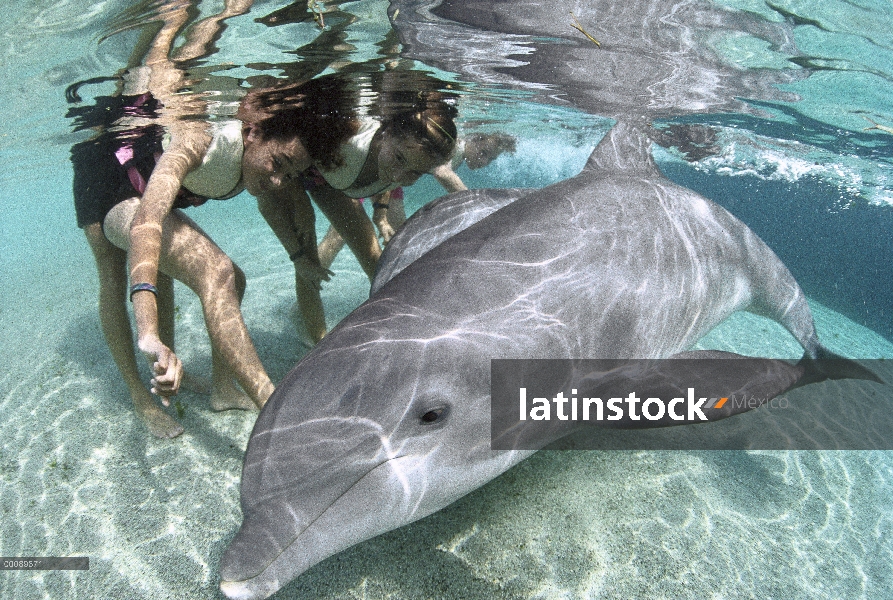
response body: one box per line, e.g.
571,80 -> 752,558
262,415 -> 387,439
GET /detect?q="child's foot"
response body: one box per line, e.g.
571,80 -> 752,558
136,402 -> 185,438
290,302 -> 320,349
210,377 -> 257,411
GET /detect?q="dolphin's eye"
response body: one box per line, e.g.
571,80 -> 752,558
420,407 -> 447,424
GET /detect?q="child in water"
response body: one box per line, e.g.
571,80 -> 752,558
243,76 -> 460,338
72,1 -> 460,437
317,132 -> 517,268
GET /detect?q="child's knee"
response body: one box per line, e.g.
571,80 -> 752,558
232,262 -> 247,298
202,255 -> 242,298
220,257 -> 244,291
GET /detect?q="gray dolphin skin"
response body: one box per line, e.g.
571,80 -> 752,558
218,121 -> 872,599
219,1 -> 877,598
371,187 -> 529,294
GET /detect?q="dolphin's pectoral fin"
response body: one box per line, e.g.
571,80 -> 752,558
794,345 -> 885,388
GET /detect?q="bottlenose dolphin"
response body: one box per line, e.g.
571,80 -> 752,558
218,122 -> 875,599
218,1 -> 882,596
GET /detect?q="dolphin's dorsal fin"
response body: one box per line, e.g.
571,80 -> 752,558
584,120 -> 660,175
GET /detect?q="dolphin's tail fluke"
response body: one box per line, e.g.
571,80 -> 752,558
794,345 -> 885,389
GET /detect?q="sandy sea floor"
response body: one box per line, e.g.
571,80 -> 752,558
2,170 -> 892,598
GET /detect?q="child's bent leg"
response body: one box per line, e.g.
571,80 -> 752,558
257,192 -> 329,344
317,224 -> 346,271
156,210 -> 274,409
155,272 -> 209,394
84,223 -> 184,438
209,261 -> 257,411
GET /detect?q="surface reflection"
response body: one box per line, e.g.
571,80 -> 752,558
392,0 -> 804,118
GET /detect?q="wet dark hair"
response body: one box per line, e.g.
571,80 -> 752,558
237,75 -> 360,170
239,74 -> 458,168
383,93 -> 458,162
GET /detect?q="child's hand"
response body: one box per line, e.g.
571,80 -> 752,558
293,257 -> 334,291
138,336 -> 183,404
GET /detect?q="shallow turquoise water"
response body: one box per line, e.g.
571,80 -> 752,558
0,1 -> 892,598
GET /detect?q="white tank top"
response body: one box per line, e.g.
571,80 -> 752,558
318,117 -> 397,198
165,120 -> 244,199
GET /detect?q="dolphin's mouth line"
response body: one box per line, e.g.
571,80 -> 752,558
226,454 -> 406,584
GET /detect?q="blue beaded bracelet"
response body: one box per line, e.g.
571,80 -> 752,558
129,283 -> 159,302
